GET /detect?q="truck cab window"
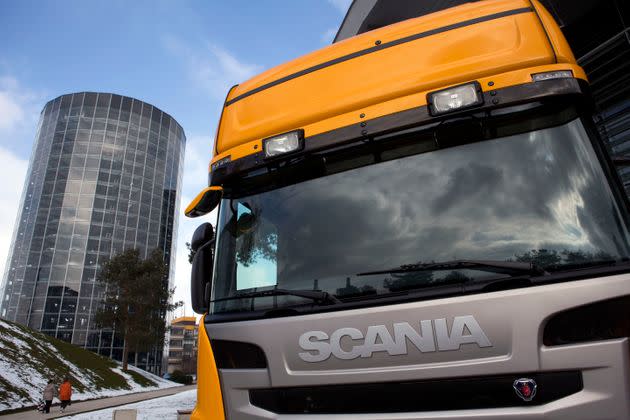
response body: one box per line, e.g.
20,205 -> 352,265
234,202 -> 278,291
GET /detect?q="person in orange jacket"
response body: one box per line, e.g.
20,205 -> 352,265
58,377 -> 72,413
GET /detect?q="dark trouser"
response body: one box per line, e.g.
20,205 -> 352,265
60,399 -> 70,409
44,400 -> 52,413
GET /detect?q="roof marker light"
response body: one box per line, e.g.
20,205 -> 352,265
211,156 -> 231,172
428,82 -> 483,116
263,129 -> 304,158
532,70 -> 573,82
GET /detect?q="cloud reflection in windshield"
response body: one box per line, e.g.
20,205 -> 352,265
221,119 -> 630,292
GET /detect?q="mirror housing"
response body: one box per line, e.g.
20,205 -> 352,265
185,186 -> 223,218
191,223 -> 215,314
191,222 -> 214,251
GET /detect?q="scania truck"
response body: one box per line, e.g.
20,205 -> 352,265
186,0 -> 630,418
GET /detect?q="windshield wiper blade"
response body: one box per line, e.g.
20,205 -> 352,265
211,288 -> 342,305
358,259 -> 548,277
546,259 -> 619,272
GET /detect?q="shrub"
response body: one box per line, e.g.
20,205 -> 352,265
169,370 -> 193,385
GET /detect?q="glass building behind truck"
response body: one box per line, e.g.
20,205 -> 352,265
0,92 -> 185,373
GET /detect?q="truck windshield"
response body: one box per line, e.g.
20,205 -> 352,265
210,116 -> 630,315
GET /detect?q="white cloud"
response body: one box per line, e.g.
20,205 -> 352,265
160,39 -> 261,312
171,134 -> 217,316
163,36 -> 262,99
0,76 -> 42,133
0,76 -> 43,287
0,92 -> 24,131
0,146 -> 28,281
321,27 -> 338,44
160,38 -> 262,315
183,135 -> 213,188
327,0 -> 352,14
172,197 -> 218,318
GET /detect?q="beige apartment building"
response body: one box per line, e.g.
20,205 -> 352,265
167,316 -> 198,375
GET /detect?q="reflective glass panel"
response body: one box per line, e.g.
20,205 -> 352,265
212,118 -> 630,313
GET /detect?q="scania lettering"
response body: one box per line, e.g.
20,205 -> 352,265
298,315 -> 492,362
186,0 -> 630,418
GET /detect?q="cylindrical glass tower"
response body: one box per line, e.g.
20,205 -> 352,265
0,92 -> 185,373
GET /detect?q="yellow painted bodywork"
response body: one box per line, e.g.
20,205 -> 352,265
210,0 -> 586,167
170,316 -> 197,330
185,186 -> 223,218
191,320 -> 225,420
531,0 -> 576,64
192,1 -> 586,416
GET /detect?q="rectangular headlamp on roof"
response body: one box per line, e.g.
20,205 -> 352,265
531,70 -> 573,82
428,82 -> 483,116
263,129 -> 304,158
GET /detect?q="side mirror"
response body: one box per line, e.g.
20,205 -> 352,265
191,222 -> 214,251
185,186 -> 223,218
191,223 -> 215,314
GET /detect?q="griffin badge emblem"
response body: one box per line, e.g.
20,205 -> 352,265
513,378 -> 537,402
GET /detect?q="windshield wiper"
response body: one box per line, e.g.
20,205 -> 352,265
546,259 -> 620,272
211,288 -> 342,305
358,259 -> 548,277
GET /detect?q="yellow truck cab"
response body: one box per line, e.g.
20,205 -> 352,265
187,1 -> 630,418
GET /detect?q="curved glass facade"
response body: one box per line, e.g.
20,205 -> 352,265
0,92 -> 185,373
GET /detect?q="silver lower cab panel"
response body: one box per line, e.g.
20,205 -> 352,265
208,274 -> 630,419
220,340 -> 630,419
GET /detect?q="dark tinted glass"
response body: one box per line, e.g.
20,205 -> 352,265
358,0 -> 480,34
212,118 -> 630,313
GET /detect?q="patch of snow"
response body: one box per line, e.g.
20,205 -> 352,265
0,355 -> 48,406
60,389 -> 196,420
0,322 -> 35,350
124,364 -> 181,389
0,319 -> 181,412
108,368 -> 161,395
53,363 -> 181,405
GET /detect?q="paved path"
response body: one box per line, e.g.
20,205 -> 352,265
0,385 -> 196,420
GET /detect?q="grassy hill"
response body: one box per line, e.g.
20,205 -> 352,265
0,318 -> 179,412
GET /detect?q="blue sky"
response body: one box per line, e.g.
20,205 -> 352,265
0,0 -> 351,315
